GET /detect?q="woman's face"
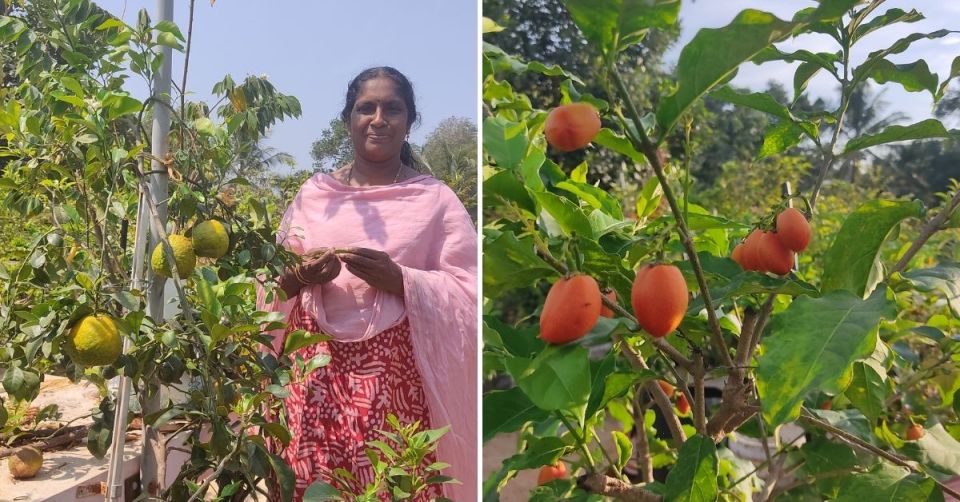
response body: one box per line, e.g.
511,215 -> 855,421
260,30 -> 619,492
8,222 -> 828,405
349,77 -> 410,164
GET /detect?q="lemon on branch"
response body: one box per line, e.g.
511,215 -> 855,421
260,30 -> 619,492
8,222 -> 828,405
192,220 -> 230,259
65,314 -> 122,367
151,234 -> 196,279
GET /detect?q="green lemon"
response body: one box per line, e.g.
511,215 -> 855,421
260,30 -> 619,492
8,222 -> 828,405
192,220 -> 230,259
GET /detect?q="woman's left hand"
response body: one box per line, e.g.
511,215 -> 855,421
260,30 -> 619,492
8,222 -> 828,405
336,247 -> 404,295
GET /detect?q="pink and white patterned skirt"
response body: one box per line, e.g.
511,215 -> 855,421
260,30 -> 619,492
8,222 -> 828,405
275,303 -> 443,501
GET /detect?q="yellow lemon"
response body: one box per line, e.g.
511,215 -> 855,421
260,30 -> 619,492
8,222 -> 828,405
8,446 -> 43,479
192,220 -> 230,259
66,314 -> 122,367
150,235 -> 196,279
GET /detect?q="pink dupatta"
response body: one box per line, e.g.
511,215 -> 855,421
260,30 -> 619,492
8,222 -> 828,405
257,172 -> 477,500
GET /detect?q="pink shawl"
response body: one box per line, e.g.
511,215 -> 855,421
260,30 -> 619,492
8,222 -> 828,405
257,172 -> 477,500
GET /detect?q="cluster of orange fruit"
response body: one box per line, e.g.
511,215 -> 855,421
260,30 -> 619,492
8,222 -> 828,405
732,208 -> 811,275
539,263 -> 688,345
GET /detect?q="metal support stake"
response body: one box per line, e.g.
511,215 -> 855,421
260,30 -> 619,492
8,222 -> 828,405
105,0 -> 174,498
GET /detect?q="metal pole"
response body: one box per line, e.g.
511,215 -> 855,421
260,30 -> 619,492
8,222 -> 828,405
104,1 -> 175,499
104,189 -> 149,500
142,1 -> 175,496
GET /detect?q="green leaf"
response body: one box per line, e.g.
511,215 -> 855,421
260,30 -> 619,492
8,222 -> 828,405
759,121 -> 806,159
594,128 -> 645,163
303,354 -> 331,377
809,409 -> 875,443
710,85 -> 798,122
2,366 -> 40,401
502,436 -> 568,470
793,60 -> 823,100
482,17 -> 505,34
596,370 -> 658,413
843,361 -> 888,424
752,46 -> 838,71
800,437 -> 859,477
835,462 -> 944,502
96,18 -> 127,31
86,418 -> 112,459
268,452 -> 296,502
482,230 -> 556,297
822,199 -> 924,296
664,435 -> 719,502
106,95 -> 142,120
303,481 -> 343,502
60,76 -> 84,97
613,430 -> 633,474
655,2 -> 859,139
283,330 -> 330,356
680,253 -> 819,310
154,20 -> 185,41
505,345 -> 592,413
584,351 -> 616,419
144,406 -> 183,428
900,263 -> 960,316
757,288 -> 896,427
482,387 -> 550,442
857,58 -> 938,99
900,423 -> 960,478
112,291 -> 140,312
533,191 -> 594,238
483,435 -> 570,498
156,31 -> 183,50
556,179 -> 623,219
852,8 -> 924,42
52,92 -> 87,108
484,315 -> 546,358
483,169 -> 536,214
937,56 -> 960,100
636,176 -> 662,219
483,116 -> 527,169
196,276 -> 221,318
562,0 -> 680,55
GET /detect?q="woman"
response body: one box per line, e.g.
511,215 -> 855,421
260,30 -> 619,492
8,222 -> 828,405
258,67 -> 476,501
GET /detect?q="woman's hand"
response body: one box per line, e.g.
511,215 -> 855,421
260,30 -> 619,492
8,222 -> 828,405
336,247 -> 404,295
298,249 -> 341,284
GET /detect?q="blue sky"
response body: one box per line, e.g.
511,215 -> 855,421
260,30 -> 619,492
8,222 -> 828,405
667,1 -> 960,127
103,1 -> 479,172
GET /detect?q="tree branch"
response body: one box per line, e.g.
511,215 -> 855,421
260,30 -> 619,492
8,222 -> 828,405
693,352 -> 706,434
615,334 -> 687,448
580,473 -> 663,502
892,187 -> 960,273
799,410 -> 960,500
611,68 -> 734,371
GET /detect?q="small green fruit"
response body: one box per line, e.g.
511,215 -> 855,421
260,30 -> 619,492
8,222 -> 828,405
192,220 -> 230,259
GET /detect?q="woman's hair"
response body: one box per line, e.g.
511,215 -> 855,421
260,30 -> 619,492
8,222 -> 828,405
341,66 -> 422,169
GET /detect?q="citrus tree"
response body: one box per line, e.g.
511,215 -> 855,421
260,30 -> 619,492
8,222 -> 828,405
482,1 -> 960,500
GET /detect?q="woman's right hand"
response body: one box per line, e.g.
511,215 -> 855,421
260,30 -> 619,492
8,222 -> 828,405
297,249 -> 341,285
